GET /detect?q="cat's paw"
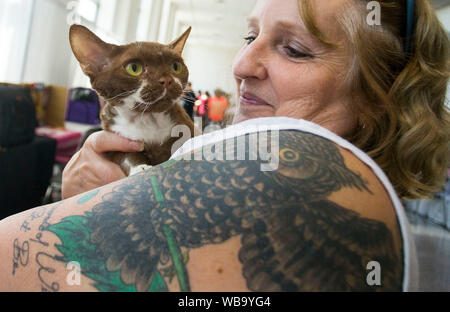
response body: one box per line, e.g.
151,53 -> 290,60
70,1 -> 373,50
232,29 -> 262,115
129,165 -> 152,176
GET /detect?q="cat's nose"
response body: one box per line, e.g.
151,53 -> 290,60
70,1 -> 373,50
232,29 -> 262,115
159,77 -> 172,88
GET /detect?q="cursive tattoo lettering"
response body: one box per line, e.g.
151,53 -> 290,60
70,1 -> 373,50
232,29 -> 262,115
12,239 -> 29,275
36,251 -> 60,292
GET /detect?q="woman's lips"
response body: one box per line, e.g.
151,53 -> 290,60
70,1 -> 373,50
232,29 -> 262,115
240,92 -> 270,106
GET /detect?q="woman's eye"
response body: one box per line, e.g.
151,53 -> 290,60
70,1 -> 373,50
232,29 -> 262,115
284,46 -> 310,59
243,35 -> 256,45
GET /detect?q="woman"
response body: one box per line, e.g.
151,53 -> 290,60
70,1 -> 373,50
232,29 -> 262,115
0,0 -> 448,291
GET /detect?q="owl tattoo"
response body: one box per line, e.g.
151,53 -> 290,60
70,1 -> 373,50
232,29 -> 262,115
50,130 -> 403,292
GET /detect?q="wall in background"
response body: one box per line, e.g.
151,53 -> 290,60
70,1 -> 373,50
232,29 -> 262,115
183,42 -> 240,98
435,5 -> 450,107
436,5 -> 450,31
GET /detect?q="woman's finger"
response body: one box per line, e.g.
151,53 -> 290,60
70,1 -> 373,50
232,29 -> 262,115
85,131 -> 144,153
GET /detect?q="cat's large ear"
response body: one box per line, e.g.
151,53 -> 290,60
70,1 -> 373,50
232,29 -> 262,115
168,27 -> 192,55
69,24 -> 116,78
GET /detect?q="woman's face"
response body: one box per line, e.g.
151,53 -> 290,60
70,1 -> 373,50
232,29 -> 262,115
232,0 -> 359,137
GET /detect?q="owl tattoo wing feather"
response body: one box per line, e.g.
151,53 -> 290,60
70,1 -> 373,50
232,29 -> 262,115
69,131 -> 403,291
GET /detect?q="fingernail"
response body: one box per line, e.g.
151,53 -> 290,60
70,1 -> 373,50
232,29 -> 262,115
131,141 -> 144,151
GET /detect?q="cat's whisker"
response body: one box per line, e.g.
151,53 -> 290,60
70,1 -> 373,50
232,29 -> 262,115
104,89 -> 138,102
132,102 -> 147,111
105,92 -> 133,101
140,103 -> 151,119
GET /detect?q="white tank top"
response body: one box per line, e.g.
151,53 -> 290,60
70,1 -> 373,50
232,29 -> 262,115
172,117 -> 419,291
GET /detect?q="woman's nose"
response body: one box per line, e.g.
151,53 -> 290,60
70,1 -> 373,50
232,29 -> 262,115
233,38 -> 268,81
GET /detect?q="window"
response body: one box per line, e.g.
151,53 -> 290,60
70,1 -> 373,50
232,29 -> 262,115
0,0 -> 34,83
136,0 -> 153,41
77,0 -> 100,24
96,0 -> 117,35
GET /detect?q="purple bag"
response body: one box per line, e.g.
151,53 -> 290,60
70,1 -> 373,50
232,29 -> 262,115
65,88 -> 101,125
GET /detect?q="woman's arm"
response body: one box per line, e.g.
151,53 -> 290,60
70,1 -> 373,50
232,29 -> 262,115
0,130 -> 404,291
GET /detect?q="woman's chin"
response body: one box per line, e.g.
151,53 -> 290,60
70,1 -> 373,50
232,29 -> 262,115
233,112 -> 275,124
233,106 -> 275,124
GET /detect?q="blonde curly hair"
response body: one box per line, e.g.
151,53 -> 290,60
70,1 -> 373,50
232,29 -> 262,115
298,0 -> 450,199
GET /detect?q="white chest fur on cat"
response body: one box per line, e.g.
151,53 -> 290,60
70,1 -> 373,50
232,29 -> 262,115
110,104 -> 175,145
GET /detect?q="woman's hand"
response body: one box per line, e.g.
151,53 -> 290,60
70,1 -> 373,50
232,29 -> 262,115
61,131 -> 144,199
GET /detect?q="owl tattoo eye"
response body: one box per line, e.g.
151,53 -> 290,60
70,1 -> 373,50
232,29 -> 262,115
280,148 -> 300,163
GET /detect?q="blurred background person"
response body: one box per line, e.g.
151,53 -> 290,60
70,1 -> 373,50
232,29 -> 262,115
207,88 -> 230,127
195,90 -> 209,130
182,82 -> 196,121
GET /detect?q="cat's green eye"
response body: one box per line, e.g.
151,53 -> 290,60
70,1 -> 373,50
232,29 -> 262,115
125,62 -> 143,76
171,62 -> 182,74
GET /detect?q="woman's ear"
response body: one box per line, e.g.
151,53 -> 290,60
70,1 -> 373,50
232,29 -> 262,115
69,24 -> 116,78
168,27 -> 192,55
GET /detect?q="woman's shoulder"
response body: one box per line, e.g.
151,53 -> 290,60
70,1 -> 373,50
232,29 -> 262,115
174,117 -> 414,290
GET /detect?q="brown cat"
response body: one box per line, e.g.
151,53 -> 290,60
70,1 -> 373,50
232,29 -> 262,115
69,24 -> 195,175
